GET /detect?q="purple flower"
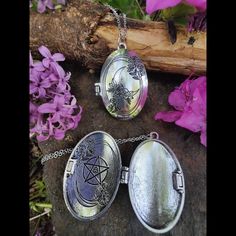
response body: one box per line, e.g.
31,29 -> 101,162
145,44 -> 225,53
146,0 -> 181,14
188,11 -> 206,32
37,95 -> 82,141
30,71 -> 52,98
146,0 -> 206,15
155,76 -> 206,147
38,46 -> 65,68
30,46 -> 82,141
186,0 -> 206,11
30,52 -> 44,73
30,102 -> 40,125
37,0 -> 54,13
38,95 -> 76,115
30,118 -> 52,141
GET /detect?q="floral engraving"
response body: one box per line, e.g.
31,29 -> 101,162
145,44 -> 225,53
127,56 -> 145,80
75,137 -> 95,161
94,182 -> 110,206
107,78 -> 139,113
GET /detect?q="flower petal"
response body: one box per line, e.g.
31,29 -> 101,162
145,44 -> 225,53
38,45 -> 52,58
34,62 -> 45,71
38,87 -> 46,98
37,0 -> 46,13
155,111 -> 182,122
175,108 -> 202,132
46,0 -> 54,9
40,78 -> 52,88
200,129 -> 206,147
146,0 -> 182,14
49,73 -> 59,82
190,76 -> 206,94
186,0 -> 206,11
50,62 -> 65,78
29,84 -> 38,94
38,103 -> 57,113
168,89 -> 186,111
42,58 -> 50,68
54,128 -> 65,140
52,53 -> 65,61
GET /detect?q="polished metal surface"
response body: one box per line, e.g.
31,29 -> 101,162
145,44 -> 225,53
128,139 -> 185,234
97,49 -> 148,120
63,131 -> 185,233
63,131 -> 122,221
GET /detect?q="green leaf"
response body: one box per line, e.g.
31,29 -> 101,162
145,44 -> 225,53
143,14 -> 151,21
55,5 -> 62,10
160,3 -> 196,21
174,17 -> 188,26
31,0 -> 38,12
94,0 -> 143,19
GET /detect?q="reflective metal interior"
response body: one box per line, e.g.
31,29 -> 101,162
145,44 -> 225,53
128,139 -> 185,234
99,49 -> 148,120
63,131 -> 122,220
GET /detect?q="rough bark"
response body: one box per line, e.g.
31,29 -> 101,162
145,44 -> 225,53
30,0 -> 206,75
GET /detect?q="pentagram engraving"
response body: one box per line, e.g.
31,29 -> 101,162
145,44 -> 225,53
83,156 -> 109,185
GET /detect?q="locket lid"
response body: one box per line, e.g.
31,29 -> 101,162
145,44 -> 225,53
63,131 -> 122,221
96,48 -> 148,120
128,138 -> 185,234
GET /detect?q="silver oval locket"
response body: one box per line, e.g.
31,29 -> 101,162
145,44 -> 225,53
63,131 -> 185,234
95,48 -> 148,120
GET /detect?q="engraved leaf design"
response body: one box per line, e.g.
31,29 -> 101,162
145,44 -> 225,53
107,77 -> 139,113
127,55 -> 145,80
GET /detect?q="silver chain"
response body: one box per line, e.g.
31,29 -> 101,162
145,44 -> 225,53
105,4 -> 127,48
41,148 -> 73,165
115,134 -> 149,145
41,132 -> 159,165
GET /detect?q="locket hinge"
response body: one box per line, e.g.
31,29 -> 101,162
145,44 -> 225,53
95,83 -> 101,96
120,166 -> 129,184
65,160 -> 76,176
173,170 -> 184,193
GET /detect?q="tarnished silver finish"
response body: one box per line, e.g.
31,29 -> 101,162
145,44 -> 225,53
97,49 -> 148,119
128,138 -> 185,234
63,131 -> 122,220
63,131 -> 185,233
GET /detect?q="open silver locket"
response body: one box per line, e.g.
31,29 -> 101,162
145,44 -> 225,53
95,48 -> 148,120
63,131 -> 185,234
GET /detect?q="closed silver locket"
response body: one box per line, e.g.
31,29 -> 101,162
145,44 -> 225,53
95,5 -> 148,120
63,131 -> 185,234
95,48 -> 148,120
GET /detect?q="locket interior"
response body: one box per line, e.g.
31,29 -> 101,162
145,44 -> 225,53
63,131 -> 185,233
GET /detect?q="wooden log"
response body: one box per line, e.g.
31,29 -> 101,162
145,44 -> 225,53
30,0 -> 206,75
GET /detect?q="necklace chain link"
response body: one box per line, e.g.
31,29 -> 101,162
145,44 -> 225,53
105,4 -> 127,47
40,133 -> 159,165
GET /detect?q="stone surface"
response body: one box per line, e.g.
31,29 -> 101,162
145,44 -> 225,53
39,62 -> 206,236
